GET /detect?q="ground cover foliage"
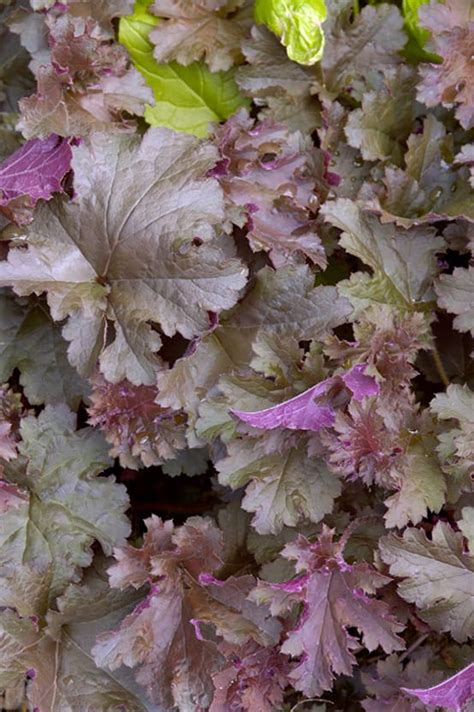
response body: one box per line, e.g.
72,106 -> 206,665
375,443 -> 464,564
0,0 -> 473,710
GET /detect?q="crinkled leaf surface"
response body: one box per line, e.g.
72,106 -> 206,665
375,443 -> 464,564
0,130 -> 247,384
380,522 -> 474,642
209,640 -> 289,712
370,115 -> 474,226
383,437 -> 447,529
149,0 -> 251,73
345,67 -> 418,165
0,406 -> 130,600
156,264 -> 350,439
93,516 -> 279,709
252,528 -> 405,696
320,3 -> 406,99
1,0 -> 473,704
430,384 -> 474,482
217,436 -> 341,534
0,558 -> 154,712
88,375 -> 187,469
321,199 -> 444,312
217,264 -> 351,365
254,0 -> 327,66
417,0 -> 474,130
236,25 -> 319,133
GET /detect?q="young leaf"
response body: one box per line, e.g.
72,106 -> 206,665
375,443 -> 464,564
119,0 -> 248,137
431,383 -> 474,482
254,0 -> 327,66
417,0 -> 474,130
213,110 -> 330,268
0,134 -> 71,225
13,3 -> 154,140
88,373 -> 187,469
210,641 -> 290,712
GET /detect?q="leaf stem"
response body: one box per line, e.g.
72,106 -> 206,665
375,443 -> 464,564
431,343 -> 450,388
399,633 -> 430,662
291,698 -> 334,712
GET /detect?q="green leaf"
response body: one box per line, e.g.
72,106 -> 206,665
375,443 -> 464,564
217,436 -> 341,535
254,0 -> 327,65
0,558 -> 153,712
383,437 -> 446,529
380,522 -> 474,642
118,0 -> 248,137
0,406 -> 131,600
402,0 -> 442,63
0,293 -> 88,409
459,507 -> 474,552
321,199 -> 444,313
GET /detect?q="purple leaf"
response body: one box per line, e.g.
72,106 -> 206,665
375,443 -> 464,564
231,364 -> 378,432
402,662 -> 474,712
0,134 -> 72,224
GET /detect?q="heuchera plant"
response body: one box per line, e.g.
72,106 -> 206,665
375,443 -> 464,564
0,0 -> 473,710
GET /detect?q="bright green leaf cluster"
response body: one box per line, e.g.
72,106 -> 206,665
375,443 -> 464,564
119,0 -> 248,137
402,0 -> 443,63
254,0 -> 327,66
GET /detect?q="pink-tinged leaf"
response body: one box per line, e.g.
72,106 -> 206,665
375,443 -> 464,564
87,373 -> 187,469
342,365 -> 379,400
0,421 -> 17,463
209,641 -> 290,712
96,515 -> 280,708
213,110 -> 330,268
402,662 -> 474,712
251,527 -> 405,696
0,480 -> 28,514
0,135 -> 72,224
231,364 -> 378,432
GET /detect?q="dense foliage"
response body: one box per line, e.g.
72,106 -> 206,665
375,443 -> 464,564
0,0 -> 473,710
